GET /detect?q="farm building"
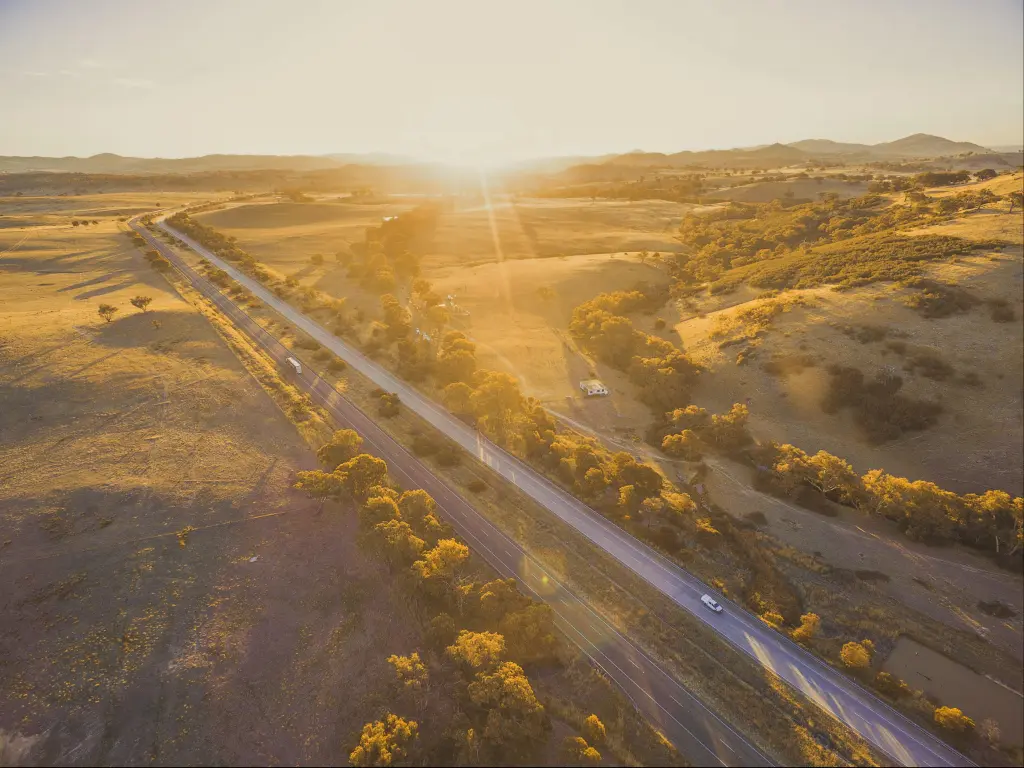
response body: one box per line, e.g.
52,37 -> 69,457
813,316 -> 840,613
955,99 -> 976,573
579,379 -> 609,397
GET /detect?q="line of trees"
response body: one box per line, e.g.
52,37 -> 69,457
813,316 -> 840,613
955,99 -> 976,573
755,442 -> 1023,558
295,432 -> 610,766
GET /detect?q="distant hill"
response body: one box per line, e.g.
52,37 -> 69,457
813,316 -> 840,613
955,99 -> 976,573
788,139 -> 873,155
0,153 -> 348,174
592,133 -> 1003,171
0,152 -> 435,175
869,133 -> 991,157
604,143 -> 811,170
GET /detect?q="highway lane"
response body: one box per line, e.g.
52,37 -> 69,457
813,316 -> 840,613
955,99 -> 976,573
133,218 -> 772,767
157,216 -> 973,768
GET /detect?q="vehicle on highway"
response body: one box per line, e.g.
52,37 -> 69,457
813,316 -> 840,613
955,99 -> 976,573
285,356 -> 302,375
701,594 -> 723,613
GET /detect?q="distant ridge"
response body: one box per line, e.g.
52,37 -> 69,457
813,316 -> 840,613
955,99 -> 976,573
596,133 -> 1004,169
0,152 -> 413,175
0,134 -> 1012,176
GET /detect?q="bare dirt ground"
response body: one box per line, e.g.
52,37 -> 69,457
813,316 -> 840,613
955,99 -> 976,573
0,213 -> 427,765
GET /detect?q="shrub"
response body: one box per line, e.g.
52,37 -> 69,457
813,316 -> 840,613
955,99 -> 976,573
840,640 -> 872,669
327,358 -> 347,373
378,392 -> 401,418
821,364 -> 941,443
435,444 -> 462,467
411,434 -> 440,456
934,707 -> 975,733
991,303 -> 1016,323
467,479 -> 488,493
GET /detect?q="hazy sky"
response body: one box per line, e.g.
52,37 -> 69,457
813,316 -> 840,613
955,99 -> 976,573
2,0 -> 1022,164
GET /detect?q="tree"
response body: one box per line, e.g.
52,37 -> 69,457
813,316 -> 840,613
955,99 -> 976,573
442,381 -> 474,416
387,652 -> 428,691
129,295 -> 152,313
426,613 -> 458,651
446,630 -> 505,670
973,168 -> 997,181
349,714 -> 418,767
840,640 -> 872,669
467,662 -> 547,750
336,454 -> 389,500
661,429 -> 701,459
1008,191 -> 1023,214
934,707 -> 975,733
360,494 -> 402,528
708,403 -> 750,450
412,539 -> 470,597
583,714 -> 606,746
472,578 -> 529,623
791,613 -> 820,644
294,469 -> 345,506
499,603 -> 560,663
470,371 -> 523,436
562,736 -> 602,766
97,303 -> 118,323
71,220 -> 80,227
977,718 -> 1001,746
310,253 -> 325,266
317,429 -> 364,469
581,467 -> 610,499
411,278 -> 432,299
398,490 -> 442,540
371,519 -> 425,566
425,303 -> 449,336
436,332 -> 478,384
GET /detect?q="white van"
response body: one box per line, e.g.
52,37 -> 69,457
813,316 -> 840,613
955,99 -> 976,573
286,357 -> 302,375
701,594 -> 723,613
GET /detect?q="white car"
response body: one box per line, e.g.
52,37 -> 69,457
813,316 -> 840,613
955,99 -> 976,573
701,594 -> 723,613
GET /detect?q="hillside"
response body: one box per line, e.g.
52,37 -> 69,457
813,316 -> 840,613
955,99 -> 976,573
871,133 -> 992,157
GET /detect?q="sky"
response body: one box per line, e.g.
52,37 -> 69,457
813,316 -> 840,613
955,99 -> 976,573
2,0 -> 1022,165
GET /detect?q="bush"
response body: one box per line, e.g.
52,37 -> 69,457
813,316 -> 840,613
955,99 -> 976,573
934,706 -> 975,733
821,364 -> 942,443
435,444 -> 462,467
378,392 -> 401,418
327,358 -> 347,373
411,434 -> 440,456
467,479 -> 488,493
991,303 -> 1016,323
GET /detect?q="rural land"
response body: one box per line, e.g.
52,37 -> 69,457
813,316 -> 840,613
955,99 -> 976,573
1,130 -> 1021,768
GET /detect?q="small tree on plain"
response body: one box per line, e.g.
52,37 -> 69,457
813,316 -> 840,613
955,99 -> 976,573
130,295 -> 153,313
97,304 -> 118,323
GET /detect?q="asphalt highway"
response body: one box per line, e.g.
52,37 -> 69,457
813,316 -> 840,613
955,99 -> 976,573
151,215 -> 973,767
132,217 -> 772,767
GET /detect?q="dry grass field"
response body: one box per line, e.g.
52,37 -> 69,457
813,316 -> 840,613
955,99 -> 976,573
0,207 -> 428,765
709,177 -> 869,203
196,195 -> 683,406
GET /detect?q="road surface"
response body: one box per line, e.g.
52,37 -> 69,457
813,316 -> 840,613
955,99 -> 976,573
155,215 -> 973,768
132,217 -> 771,767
